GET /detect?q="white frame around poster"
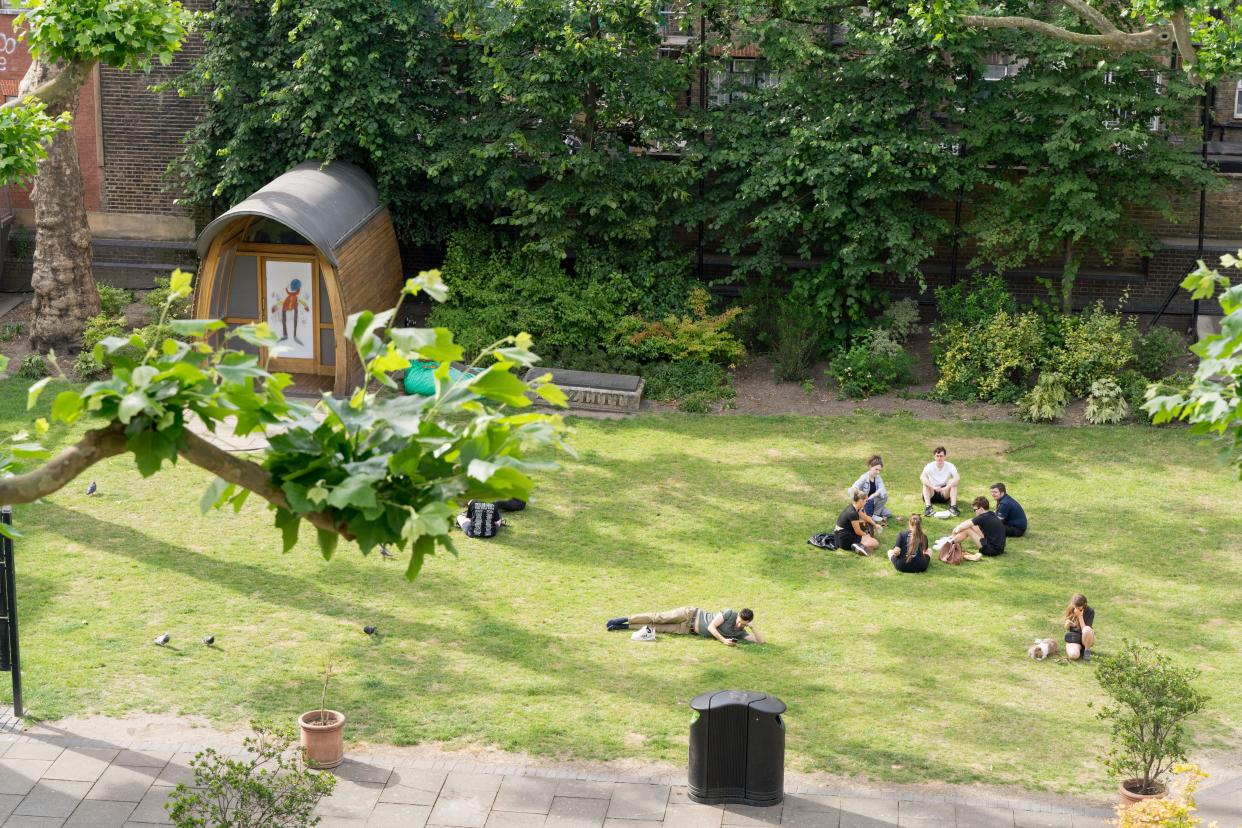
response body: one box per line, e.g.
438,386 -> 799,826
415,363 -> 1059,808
264,259 -> 316,361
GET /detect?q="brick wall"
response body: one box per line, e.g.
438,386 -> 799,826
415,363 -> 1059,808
98,0 -> 209,216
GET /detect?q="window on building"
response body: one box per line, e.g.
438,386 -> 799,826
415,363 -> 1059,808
1235,82 -> 1242,118
708,58 -> 779,108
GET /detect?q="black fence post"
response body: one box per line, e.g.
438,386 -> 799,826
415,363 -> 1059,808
0,507 -> 22,719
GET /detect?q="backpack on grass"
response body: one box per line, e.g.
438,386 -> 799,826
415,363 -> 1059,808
465,501 -> 499,538
808,533 -> 838,550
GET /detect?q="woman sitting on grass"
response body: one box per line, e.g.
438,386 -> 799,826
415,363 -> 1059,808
836,488 -> 880,557
1064,594 -> 1096,661
887,514 -> 931,573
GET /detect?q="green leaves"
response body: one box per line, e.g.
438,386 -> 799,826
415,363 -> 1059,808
467,365 -> 533,408
0,100 -> 73,188
18,0 -> 192,71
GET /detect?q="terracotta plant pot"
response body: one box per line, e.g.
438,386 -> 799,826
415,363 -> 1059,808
299,709 -> 346,769
1119,777 -> 1167,807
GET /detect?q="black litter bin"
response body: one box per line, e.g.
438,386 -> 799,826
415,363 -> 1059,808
687,689 -> 785,806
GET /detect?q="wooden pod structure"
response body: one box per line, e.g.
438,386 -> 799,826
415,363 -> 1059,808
195,161 -> 403,396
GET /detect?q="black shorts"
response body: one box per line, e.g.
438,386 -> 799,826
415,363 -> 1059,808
1004,524 -> 1026,537
980,540 -> 1004,557
836,530 -> 863,550
929,490 -> 951,504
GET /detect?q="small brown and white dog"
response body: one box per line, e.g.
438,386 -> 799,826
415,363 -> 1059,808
1028,638 -> 1059,660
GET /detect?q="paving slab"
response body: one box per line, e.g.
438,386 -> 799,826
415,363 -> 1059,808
365,802 -> 431,827
839,796 -> 899,828
126,786 -> 173,824
602,821 -> 663,828
111,752 -> 171,770
955,804 -> 1016,827
64,799 -> 137,827
482,812 -> 546,828
1068,817 -> 1112,828
85,765 -> 160,803
780,809 -> 842,828
606,783 -> 670,821
723,801 -> 784,825
13,781 -> 91,819
316,780 -> 385,820
546,796 -> 610,828
493,776 -> 558,814
1,748 -> 61,764
0,796 -> 19,823
663,801 -> 725,827
557,780 -> 614,800
42,750 -> 117,784
898,800 -> 956,825
1013,813 -> 1072,828
335,759 -> 393,786
3,816 -> 66,827
786,795 -> 841,813
381,769 -> 447,806
0,761 -> 52,797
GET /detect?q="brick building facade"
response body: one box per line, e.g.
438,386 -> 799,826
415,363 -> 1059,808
0,4 -> 205,292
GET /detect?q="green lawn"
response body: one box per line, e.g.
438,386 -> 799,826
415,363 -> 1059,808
3,377 -> 1241,796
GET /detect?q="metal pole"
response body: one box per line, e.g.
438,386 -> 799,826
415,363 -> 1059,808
0,507 -> 21,719
696,10 -> 706,283
1193,83 -> 1215,337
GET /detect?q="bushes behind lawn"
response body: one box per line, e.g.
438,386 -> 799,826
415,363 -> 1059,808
931,276 -> 1190,422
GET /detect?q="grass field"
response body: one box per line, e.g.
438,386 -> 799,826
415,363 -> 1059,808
3,376 -> 1241,796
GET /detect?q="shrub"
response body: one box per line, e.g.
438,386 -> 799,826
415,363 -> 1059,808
166,721 -> 335,828
72,350 -> 107,380
827,344 -> 916,399
18,353 -> 48,379
933,311 -> 1045,403
1017,372 -> 1069,422
1085,378 -> 1130,424
678,390 -> 715,413
429,228 -> 691,362
865,327 -> 904,360
1133,325 -> 1186,380
879,298 -> 920,342
1117,369 -> 1152,419
1053,302 -> 1136,397
618,287 -> 745,366
642,361 -> 733,403
97,284 -> 134,319
773,298 -> 824,382
83,314 -> 128,352
1096,640 -> 1207,796
145,274 -> 193,321
933,274 -> 1016,328
543,346 -> 641,376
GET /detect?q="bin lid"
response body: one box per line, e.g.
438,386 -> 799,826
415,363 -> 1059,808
690,690 -> 785,714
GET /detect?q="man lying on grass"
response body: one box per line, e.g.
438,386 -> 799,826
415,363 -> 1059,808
606,607 -> 764,646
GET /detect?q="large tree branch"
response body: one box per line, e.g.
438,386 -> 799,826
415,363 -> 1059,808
1058,0 -> 1118,34
0,423 -> 350,540
0,422 -> 128,504
0,59 -> 97,113
177,430 -> 352,539
959,15 -> 1171,51
1169,12 -> 1198,80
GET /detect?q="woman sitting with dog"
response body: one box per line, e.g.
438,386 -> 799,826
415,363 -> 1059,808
1064,594 -> 1096,661
836,488 -> 880,557
887,514 -> 931,573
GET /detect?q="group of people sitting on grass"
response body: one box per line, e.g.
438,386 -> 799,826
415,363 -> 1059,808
835,447 -> 1027,571
602,445 -> 1104,659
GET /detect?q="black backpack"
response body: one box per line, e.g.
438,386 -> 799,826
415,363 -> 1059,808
466,501 -> 499,538
808,533 -> 838,550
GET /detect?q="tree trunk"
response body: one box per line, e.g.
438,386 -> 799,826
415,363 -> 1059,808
19,58 -> 100,354
1061,237 -> 1078,314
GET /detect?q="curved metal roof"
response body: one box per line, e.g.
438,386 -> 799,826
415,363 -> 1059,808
196,161 -> 381,267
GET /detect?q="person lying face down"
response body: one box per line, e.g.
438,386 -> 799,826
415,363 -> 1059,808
605,607 -> 764,646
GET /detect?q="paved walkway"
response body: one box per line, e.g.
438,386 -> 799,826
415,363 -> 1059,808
0,712 -> 1237,827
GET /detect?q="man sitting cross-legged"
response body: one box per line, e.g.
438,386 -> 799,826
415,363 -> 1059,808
605,607 -> 763,646
950,496 -> 1007,557
921,446 -> 960,517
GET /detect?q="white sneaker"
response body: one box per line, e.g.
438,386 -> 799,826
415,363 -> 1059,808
631,625 -> 656,642
852,543 -> 870,557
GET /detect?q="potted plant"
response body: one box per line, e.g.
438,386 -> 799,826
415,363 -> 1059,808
299,661 -> 346,769
1095,640 -> 1207,805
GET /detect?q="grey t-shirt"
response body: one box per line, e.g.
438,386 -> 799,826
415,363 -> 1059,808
697,608 -> 747,640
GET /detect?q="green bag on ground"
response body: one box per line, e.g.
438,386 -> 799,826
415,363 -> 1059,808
404,360 -> 469,396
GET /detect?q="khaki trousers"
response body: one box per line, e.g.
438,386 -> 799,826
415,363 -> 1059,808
626,606 -> 697,635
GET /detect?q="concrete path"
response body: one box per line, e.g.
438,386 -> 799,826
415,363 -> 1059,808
0,711 -> 1236,827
